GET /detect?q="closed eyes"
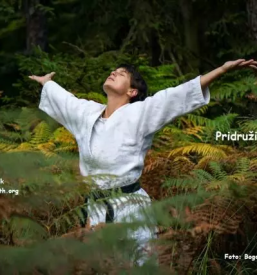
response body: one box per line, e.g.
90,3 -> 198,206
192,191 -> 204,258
111,69 -> 127,76
116,70 -> 127,76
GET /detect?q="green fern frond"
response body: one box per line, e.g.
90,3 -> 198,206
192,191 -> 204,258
0,130 -> 22,142
15,107 -> 42,133
54,145 -> 78,152
239,119 -> 257,132
206,113 -> 238,131
9,215 -> 49,244
30,121 -> 51,145
152,126 -> 192,151
208,161 -> 227,181
193,102 -> 217,116
210,76 -> 256,100
181,114 -> 211,127
194,105 -> 209,115
162,176 -> 201,191
234,157 -> 250,174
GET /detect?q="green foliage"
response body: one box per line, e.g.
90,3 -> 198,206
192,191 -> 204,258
0,46 -> 197,107
210,73 -> 257,101
1,0 -> 257,273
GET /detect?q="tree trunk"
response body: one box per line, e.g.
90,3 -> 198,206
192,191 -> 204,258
247,0 -> 257,42
246,1 -> 257,116
24,0 -> 48,53
150,29 -> 161,66
179,0 -> 200,71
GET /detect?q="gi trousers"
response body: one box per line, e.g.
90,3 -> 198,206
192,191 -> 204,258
80,185 -> 158,266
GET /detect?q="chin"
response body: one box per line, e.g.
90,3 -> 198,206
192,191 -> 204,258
102,83 -> 108,92
103,83 -> 116,92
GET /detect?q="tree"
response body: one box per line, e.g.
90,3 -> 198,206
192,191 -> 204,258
247,0 -> 257,42
23,0 -> 49,53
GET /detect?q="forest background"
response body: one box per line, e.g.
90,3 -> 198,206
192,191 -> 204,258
1,0 -> 257,274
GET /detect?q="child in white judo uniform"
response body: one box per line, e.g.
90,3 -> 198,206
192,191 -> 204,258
29,58 -> 257,265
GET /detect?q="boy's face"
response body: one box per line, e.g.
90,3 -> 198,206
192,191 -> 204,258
103,68 -> 137,100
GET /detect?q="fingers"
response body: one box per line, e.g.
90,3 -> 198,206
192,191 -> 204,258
237,59 -> 246,62
237,59 -> 257,70
28,72 -> 56,81
28,75 -> 40,81
249,65 -> 257,70
238,59 -> 254,66
235,59 -> 246,65
249,61 -> 257,66
46,72 -> 56,78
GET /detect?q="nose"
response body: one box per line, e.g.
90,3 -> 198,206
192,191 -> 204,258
110,71 -> 116,76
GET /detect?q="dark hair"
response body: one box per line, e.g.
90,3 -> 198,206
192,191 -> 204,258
115,64 -> 148,103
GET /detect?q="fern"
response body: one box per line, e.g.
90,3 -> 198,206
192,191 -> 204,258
181,114 -> 211,127
30,121 -> 51,145
0,138 -> 18,151
210,75 -> 257,101
168,143 -> 233,158
239,119 -> 257,132
50,127 -> 76,146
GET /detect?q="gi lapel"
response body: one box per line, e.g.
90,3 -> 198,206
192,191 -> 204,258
87,105 -> 106,158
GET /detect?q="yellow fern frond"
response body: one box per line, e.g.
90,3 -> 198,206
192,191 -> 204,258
250,159 -> 257,170
51,127 -> 76,145
40,150 -> 58,158
35,142 -> 57,158
173,156 -> 194,164
168,143 -> 233,158
7,142 -> 33,152
162,126 -> 181,134
37,142 -> 56,151
195,155 -> 222,169
183,126 -> 204,140
54,145 -> 78,153
227,174 -> 246,183
4,123 -> 20,131
172,156 -> 195,172
0,140 -> 18,151
179,117 -> 193,128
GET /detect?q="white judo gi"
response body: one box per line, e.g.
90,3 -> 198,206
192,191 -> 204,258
38,75 -> 210,265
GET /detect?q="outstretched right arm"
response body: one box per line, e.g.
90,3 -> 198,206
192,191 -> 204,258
29,72 -> 89,136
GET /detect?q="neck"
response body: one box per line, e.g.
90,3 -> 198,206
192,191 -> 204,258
103,96 -> 129,118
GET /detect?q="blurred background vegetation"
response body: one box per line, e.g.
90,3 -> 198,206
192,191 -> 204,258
1,0 -> 257,274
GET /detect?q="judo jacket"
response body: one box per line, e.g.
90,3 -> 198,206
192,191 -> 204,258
39,76 -> 210,189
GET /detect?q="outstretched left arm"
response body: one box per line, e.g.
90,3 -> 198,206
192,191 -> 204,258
138,59 -> 257,137
201,59 -> 257,91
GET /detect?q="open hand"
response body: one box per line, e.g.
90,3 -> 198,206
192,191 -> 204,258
221,59 -> 257,73
28,72 -> 56,86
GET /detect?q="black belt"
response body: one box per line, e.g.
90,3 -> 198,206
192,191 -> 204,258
80,181 -> 141,227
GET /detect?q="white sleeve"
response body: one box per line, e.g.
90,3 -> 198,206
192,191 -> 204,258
139,75 -> 210,137
39,80 -> 89,136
